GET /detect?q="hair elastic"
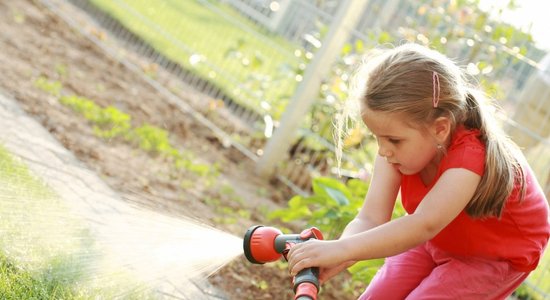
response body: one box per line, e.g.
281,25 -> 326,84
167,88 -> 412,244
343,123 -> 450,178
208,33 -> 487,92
432,71 -> 440,108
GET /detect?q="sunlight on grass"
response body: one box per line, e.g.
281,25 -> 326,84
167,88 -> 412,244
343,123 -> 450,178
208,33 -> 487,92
89,0 -> 302,118
0,145 -> 89,298
0,145 -> 155,299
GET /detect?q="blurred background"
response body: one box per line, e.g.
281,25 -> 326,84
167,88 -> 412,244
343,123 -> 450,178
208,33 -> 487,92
67,0 -> 550,198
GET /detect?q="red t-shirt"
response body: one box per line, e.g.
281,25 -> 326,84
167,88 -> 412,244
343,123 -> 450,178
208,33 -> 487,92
401,126 -> 550,271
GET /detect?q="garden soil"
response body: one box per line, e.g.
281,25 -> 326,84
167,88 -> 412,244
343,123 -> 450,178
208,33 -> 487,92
0,0 -> 358,299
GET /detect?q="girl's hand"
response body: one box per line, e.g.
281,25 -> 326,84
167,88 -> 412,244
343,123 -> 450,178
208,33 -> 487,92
287,239 -> 347,277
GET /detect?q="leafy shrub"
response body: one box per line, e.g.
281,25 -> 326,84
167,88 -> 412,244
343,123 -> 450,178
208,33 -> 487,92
269,176 -> 406,289
269,177 -> 366,239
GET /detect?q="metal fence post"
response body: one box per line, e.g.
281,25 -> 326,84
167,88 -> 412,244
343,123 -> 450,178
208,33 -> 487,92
256,0 -> 369,177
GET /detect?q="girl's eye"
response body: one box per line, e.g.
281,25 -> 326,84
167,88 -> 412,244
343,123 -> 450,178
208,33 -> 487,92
388,138 -> 400,144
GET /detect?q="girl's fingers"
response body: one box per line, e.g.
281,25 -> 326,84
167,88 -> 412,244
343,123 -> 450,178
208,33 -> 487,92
290,256 -> 313,276
287,244 -> 308,275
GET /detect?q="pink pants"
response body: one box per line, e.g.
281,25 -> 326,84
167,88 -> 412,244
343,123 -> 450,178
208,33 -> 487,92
359,242 -> 529,300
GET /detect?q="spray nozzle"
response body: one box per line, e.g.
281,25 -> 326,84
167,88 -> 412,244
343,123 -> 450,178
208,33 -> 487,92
243,225 -> 282,264
243,225 -> 324,300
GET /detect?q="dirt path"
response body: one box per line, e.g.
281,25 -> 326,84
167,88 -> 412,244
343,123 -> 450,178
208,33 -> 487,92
0,0 -> 355,299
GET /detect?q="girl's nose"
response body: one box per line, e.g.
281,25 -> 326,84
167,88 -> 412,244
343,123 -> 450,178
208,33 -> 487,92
376,138 -> 393,159
378,146 -> 393,158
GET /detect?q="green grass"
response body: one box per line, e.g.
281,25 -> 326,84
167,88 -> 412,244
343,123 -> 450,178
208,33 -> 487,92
0,145 -> 160,299
0,253 -> 81,300
0,145 -> 89,299
89,0 -> 302,119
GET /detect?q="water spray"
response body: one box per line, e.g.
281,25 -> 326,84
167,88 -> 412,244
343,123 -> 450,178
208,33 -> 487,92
243,225 -> 323,300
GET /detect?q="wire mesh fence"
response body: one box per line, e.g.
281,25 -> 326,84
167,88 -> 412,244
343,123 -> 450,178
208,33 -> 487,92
43,0 -> 549,297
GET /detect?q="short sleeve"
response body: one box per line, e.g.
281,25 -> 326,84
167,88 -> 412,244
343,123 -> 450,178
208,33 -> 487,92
439,128 -> 485,176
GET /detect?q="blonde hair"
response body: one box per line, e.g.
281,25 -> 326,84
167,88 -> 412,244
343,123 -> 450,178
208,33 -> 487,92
339,43 -> 525,218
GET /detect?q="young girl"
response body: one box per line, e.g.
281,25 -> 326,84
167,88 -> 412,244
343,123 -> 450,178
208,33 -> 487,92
287,43 -> 550,299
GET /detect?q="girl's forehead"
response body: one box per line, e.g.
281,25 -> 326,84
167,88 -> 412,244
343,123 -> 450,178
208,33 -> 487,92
362,108 -> 410,135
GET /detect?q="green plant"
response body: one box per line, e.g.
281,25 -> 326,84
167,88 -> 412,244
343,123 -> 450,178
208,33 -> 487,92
130,124 -> 174,155
0,145 -> 161,300
92,106 -> 132,139
0,252 -> 85,300
268,177 -> 405,239
173,151 -> 218,178
0,146 -> 89,299
126,122 -> 218,178
512,283 -> 543,300
33,76 -> 62,97
60,95 -> 100,116
60,95 -> 172,154
59,89 -> 218,179
269,177 -> 366,239
0,145 -> 55,199
340,258 -> 385,295
182,159 -> 214,177
60,95 -> 132,139
269,176 -> 406,288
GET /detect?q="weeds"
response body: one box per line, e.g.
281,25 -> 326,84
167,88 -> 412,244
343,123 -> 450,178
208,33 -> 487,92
130,124 -> 173,155
33,76 -> 62,97
41,83 -> 218,178
60,95 -> 132,139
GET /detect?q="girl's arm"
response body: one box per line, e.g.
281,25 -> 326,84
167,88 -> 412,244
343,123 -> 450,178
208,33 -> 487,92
311,155 -> 401,282
287,167 -> 481,275
340,168 -> 480,260
341,155 -> 401,238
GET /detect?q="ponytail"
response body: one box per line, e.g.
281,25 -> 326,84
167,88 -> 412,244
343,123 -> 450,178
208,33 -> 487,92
462,91 -> 526,218
464,91 -> 483,132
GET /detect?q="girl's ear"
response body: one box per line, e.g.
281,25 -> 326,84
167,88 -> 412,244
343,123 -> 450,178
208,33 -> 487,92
432,116 -> 451,144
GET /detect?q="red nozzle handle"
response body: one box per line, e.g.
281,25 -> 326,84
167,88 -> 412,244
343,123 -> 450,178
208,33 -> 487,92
299,227 -> 324,241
